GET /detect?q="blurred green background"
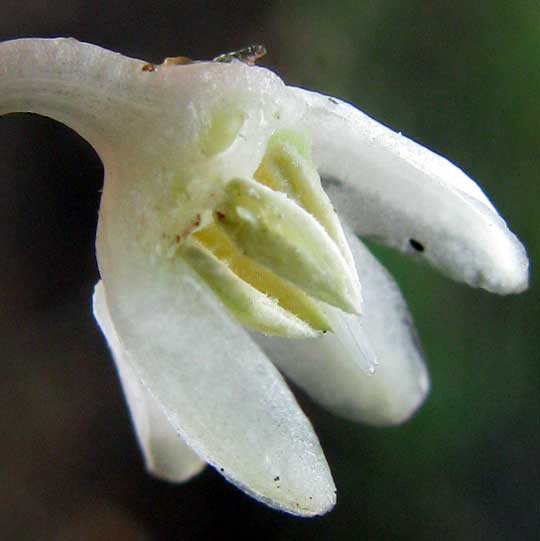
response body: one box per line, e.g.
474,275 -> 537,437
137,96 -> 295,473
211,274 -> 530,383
0,1 -> 538,539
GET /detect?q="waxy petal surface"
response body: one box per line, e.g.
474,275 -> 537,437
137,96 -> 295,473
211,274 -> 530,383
292,88 -> 529,294
96,198 -> 336,515
93,282 -> 206,482
255,229 -> 429,425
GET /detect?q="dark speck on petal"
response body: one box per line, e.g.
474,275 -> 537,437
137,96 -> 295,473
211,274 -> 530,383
409,239 -> 425,252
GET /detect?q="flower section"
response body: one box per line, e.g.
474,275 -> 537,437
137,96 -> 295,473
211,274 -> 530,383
0,38 -> 529,516
182,129 -> 362,337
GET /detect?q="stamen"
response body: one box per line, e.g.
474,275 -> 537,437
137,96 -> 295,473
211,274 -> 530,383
192,225 -> 330,333
215,177 -> 361,313
178,129 -> 363,337
254,131 -> 357,274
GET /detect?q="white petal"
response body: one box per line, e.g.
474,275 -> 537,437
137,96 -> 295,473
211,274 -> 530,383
93,281 -> 206,482
0,38 -> 305,183
95,209 -> 335,516
292,87 -> 529,294
253,229 -> 429,426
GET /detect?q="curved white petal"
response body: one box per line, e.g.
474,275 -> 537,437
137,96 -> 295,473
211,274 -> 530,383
93,281 -> 206,482
0,38 -> 306,188
0,38 -> 335,514
254,228 -> 429,426
95,205 -> 335,516
292,87 -> 529,295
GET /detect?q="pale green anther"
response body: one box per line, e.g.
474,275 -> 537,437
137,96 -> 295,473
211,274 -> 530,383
181,239 -> 327,337
216,178 -> 362,314
255,131 -> 357,273
199,108 -> 245,156
266,129 -> 312,160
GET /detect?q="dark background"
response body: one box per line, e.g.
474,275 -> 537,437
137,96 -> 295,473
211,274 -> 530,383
1,1 -> 538,539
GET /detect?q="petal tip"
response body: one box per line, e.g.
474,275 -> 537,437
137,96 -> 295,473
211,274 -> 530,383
486,246 -> 529,295
214,461 -> 336,517
145,456 -> 206,484
362,376 -> 431,428
380,365 -> 431,426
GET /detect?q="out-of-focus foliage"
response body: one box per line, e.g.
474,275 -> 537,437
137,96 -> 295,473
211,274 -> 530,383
0,1 -> 538,540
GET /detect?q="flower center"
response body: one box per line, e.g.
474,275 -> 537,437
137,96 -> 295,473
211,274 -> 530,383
177,129 -> 361,338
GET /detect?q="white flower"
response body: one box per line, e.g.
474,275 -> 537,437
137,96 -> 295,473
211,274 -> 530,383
0,38 -> 529,516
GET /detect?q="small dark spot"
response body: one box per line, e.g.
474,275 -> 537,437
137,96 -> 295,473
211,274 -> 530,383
409,238 -> 425,252
328,97 -> 339,105
322,177 -> 342,189
193,213 -> 201,227
216,211 -> 225,221
309,496 -> 313,500
219,467 -> 224,472
142,63 -> 156,72
175,235 -> 181,243
274,476 -> 280,482
277,485 -> 280,489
